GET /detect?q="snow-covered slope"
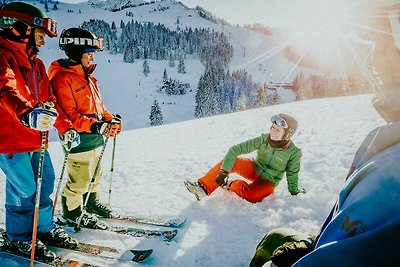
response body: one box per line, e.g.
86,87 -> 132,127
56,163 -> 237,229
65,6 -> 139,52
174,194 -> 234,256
0,94 -> 384,266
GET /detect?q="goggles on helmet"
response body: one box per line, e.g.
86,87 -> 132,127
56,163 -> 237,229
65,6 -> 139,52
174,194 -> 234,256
271,114 -> 288,128
33,17 -> 57,37
0,10 -> 57,37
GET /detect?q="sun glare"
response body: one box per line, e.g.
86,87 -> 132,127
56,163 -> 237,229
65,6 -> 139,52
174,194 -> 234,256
284,0 -> 366,71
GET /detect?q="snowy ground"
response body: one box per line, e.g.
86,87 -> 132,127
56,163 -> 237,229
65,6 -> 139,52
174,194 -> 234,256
0,94 -> 384,266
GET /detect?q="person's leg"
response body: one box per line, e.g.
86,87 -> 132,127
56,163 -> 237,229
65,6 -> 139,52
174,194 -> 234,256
198,158 -> 257,195
62,149 -> 100,215
0,153 -> 36,241
31,151 -> 55,234
88,147 -> 103,194
198,161 -> 223,195
229,177 -> 274,203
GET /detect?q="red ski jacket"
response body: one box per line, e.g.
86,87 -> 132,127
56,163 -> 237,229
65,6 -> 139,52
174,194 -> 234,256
0,36 -> 72,154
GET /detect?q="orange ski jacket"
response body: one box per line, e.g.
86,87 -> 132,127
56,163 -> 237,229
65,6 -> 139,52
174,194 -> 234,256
48,59 -> 113,134
0,36 -> 72,154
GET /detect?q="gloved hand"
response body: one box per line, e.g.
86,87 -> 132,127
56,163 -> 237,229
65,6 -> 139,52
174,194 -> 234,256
91,116 -> 122,137
291,188 -> 306,196
21,102 -> 58,131
271,240 -> 314,267
61,129 -> 80,151
216,169 -> 229,186
112,114 -> 123,135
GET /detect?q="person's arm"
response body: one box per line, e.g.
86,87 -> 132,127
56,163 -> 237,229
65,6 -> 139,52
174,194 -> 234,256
292,219 -> 400,266
0,52 -> 32,120
286,148 -> 303,195
90,76 -> 114,121
51,73 -> 96,133
221,134 -> 265,172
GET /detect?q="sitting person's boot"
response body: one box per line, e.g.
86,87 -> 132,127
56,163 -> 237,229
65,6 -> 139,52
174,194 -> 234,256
62,195 -> 108,230
2,231 -> 56,262
38,226 -> 79,249
84,192 -> 112,218
184,180 -> 207,201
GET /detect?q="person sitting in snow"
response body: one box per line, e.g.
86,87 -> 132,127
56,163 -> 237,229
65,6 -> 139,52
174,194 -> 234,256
48,28 -> 122,229
185,113 -> 306,203
251,87 -> 400,267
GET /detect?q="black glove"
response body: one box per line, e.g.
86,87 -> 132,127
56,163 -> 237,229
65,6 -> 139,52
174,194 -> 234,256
271,240 -> 314,267
216,170 -> 229,186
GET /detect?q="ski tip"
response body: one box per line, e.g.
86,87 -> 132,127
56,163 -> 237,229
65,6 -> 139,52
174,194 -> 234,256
163,229 -> 178,241
130,249 -> 153,262
169,218 -> 187,228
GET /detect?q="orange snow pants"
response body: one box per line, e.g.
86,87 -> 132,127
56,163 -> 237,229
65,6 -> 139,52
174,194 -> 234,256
198,158 -> 275,203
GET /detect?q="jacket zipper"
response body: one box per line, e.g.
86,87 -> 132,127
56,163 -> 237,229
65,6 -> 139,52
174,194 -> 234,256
259,149 -> 275,177
29,58 -> 39,102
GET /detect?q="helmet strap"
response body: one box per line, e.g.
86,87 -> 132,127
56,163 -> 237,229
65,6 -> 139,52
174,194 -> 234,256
8,24 -> 31,43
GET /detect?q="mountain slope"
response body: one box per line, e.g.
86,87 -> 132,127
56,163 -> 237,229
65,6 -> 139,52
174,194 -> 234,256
27,0 -> 316,131
0,94 -> 384,266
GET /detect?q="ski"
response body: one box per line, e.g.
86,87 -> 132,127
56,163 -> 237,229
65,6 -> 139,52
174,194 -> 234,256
0,228 -> 92,267
109,225 -> 178,242
54,210 -> 185,228
0,250 -> 91,267
55,216 -> 178,242
0,228 -> 152,265
107,213 -> 186,228
48,241 -> 153,263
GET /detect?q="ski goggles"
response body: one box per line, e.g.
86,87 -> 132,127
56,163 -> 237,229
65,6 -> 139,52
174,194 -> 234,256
271,114 -> 288,128
0,10 -> 58,37
33,17 -> 57,37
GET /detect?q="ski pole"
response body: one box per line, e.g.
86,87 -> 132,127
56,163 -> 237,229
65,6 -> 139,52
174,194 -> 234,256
74,136 -> 109,232
107,136 -> 117,206
52,151 -> 69,215
30,131 -> 47,267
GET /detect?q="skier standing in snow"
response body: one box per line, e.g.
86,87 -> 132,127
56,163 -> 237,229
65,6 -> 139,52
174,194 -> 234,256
185,113 -> 306,203
48,28 -> 122,229
0,2 -> 80,261
252,88 -> 400,267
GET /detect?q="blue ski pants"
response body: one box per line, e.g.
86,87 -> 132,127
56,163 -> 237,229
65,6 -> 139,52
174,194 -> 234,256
0,151 -> 55,241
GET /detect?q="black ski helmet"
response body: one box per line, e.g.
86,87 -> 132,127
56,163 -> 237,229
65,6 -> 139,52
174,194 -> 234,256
0,2 -> 57,42
372,88 -> 400,123
59,28 -> 103,61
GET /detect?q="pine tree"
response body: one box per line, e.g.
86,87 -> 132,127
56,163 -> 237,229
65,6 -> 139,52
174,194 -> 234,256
255,84 -> 268,107
123,44 -> 134,63
143,59 -> 150,77
163,69 -> 168,81
149,100 -> 163,126
168,53 -> 175,67
177,56 -> 186,74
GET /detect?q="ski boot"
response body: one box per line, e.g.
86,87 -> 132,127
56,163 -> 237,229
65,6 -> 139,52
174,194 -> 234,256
2,231 -> 56,262
84,192 -> 112,218
184,180 -> 207,201
62,196 -> 108,230
38,226 -> 79,249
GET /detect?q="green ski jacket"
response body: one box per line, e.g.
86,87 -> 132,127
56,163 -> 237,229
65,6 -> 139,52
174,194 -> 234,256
221,133 -> 302,194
